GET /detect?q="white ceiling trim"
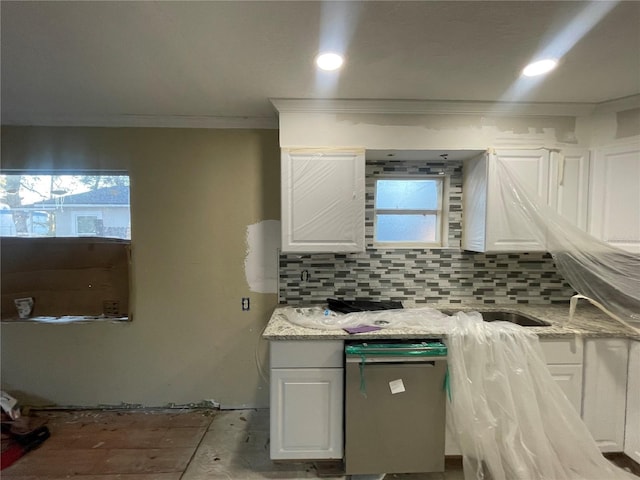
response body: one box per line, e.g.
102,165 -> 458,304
4,96 -> 637,129
592,95 -> 640,115
0,114 -> 279,129
270,98 -> 599,117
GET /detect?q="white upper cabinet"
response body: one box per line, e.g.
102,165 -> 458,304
281,148 -> 365,253
589,140 -> 640,253
549,149 -> 591,231
463,148 -> 590,252
464,149 -> 549,252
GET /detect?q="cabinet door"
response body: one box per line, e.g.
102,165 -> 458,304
485,149 -> 550,251
625,341 -> 640,463
548,149 -> 590,230
582,338 -> 629,452
546,364 -> 583,414
270,368 -> 343,460
589,141 -> 640,253
281,148 -> 365,252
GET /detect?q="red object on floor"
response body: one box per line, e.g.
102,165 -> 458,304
1,425 -> 50,470
1,441 -> 26,470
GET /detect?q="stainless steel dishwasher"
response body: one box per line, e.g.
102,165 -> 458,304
344,341 -> 448,475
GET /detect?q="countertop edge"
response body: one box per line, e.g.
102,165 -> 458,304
262,304 -> 640,341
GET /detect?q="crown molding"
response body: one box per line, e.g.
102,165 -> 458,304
3,95 -> 637,128
0,113 -> 279,129
270,98 -> 600,117
592,94 -> 640,115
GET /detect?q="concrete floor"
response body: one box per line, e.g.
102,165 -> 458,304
181,409 -> 464,480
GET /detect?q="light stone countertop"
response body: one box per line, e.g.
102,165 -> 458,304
262,302 -> 640,341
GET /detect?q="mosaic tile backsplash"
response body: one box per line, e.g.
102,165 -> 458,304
279,159 -> 575,305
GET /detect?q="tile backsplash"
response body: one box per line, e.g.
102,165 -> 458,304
279,159 -> 575,305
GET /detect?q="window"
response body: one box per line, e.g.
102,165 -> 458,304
0,174 -> 130,239
1,173 -> 131,321
75,214 -> 102,236
374,176 -> 448,247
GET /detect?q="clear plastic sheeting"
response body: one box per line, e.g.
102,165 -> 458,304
493,152 -> 640,334
446,312 -> 636,480
281,147 -> 365,253
277,305 -> 453,330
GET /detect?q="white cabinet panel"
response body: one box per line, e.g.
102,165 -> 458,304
270,368 -> 343,460
464,150 -> 549,252
464,148 -> 590,252
270,340 -> 344,368
582,338 -> 629,452
539,338 -> 584,415
625,341 -> 640,463
546,364 -> 583,414
269,340 -> 344,461
590,141 -> 640,253
281,148 -> 365,252
485,149 -> 549,251
539,337 -> 584,364
549,149 -> 590,230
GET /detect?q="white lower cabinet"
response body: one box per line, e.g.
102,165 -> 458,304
582,338 -> 629,452
539,337 -> 584,415
445,337 -> 584,456
270,336 -> 633,460
269,340 -> 344,460
546,364 -> 584,414
625,341 -> 640,463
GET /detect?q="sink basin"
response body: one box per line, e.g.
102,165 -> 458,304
480,311 -> 551,327
440,310 -> 551,327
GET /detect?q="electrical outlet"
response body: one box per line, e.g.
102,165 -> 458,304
103,300 -> 120,316
242,297 -> 250,311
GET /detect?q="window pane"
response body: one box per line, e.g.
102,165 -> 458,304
376,214 -> 437,242
0,174 -> 130,239
375,179 -> 439,210
76,215 -> 100,235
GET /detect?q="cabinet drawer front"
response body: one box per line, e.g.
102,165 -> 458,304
270,340 -> 344,368
539,337 -> 583,364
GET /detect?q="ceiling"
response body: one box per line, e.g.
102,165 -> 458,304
2,1 -> 639,128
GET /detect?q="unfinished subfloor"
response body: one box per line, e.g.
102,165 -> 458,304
1,409 -> 637,480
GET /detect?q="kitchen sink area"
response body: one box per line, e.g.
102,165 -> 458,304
480,310 -> 552,326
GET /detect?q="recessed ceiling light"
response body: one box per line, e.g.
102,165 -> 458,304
522,59 -> 558,77
315,53 -> 344,71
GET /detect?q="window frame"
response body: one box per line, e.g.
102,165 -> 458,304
373,174 -> 450,248
0,169 -> 131,322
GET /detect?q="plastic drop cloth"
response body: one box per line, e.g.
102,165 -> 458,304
277,305 -> 454,330
492,152 -> 640,334
446,312 -> 637,480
